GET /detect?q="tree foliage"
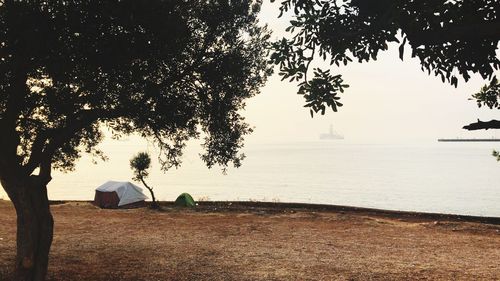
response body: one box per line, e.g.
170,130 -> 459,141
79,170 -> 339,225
472,77 -> 500,110
130,152 -> 152,182
270,0 -> 499,120
0,0 -> 272,183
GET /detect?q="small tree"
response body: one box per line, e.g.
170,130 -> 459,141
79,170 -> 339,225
130,152 -> 159,209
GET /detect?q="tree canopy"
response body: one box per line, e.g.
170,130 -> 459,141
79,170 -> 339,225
270,0 -> 499,128
0,0 -> 271,184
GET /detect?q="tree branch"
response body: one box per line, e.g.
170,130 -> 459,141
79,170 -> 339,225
463,119 -> 500,130
0,66 -> 29,179
23,132 -> 49,176
24,108 -> 122,180
1,66 -> 28,131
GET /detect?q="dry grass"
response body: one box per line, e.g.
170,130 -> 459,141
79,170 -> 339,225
0,200 -> 499,281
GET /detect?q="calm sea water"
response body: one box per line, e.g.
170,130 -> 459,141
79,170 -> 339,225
1,141 -> 499,217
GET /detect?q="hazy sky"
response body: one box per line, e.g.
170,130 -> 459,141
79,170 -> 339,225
248,2 -> 499,144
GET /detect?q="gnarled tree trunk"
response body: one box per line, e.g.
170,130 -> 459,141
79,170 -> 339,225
1,177 -> 54,281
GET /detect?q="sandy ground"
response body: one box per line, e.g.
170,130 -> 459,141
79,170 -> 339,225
0,200 -> 499,281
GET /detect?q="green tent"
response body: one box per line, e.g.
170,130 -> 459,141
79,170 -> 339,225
174,193 -> 196,207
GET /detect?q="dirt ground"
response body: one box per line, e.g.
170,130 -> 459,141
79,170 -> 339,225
0,200 -> 499,281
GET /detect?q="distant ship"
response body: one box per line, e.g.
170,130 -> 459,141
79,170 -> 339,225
320,125 -> 344,140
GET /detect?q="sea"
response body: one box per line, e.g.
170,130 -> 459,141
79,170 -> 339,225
1,140 -> 500,217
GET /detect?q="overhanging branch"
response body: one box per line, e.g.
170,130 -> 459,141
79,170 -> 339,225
463,119 -> 500,130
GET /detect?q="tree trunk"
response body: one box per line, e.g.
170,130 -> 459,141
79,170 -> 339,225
140,178 -> 159,209
1,177 -> 54,281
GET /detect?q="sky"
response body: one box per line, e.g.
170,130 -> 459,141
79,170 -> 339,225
246,1 -> 499,144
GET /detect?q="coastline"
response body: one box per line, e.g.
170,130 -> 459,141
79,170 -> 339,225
45,200 -> 500,225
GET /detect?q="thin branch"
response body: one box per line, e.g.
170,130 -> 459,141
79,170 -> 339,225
304,42 -> 316,83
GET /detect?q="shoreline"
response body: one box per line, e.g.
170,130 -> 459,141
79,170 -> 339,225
2,199 -> 500,280
44,200 -> 500,225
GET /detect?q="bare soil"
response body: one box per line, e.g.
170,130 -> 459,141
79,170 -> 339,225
0,200 -> 499,281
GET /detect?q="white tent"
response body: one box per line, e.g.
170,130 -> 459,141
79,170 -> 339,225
95,181 -> 148,207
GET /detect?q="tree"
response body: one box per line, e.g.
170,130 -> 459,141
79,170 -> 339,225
0,0 -> 271,280
269,0 -> 499,127
130,152 -> 159,209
